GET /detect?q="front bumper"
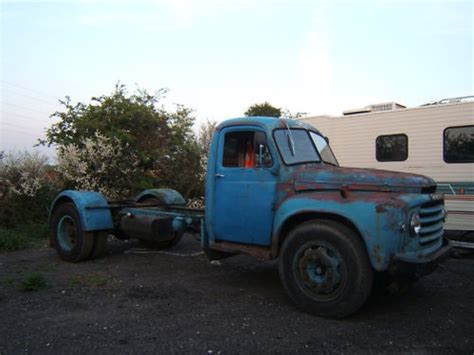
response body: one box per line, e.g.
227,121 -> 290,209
389,239 -> 452,278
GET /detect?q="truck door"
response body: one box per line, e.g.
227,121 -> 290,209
213,127 -> 276,246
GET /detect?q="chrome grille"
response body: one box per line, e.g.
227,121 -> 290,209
418,201 -> 444,246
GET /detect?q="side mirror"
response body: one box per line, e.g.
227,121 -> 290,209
258,144 -> 264,167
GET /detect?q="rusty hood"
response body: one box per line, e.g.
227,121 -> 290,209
293,166 -> 436,194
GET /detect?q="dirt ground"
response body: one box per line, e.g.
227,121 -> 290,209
1,234 -> 473,354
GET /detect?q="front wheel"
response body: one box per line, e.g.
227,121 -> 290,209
279,220 -> 373,318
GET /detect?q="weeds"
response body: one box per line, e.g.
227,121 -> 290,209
1,277 -> 15,288
17,272 -> 48,292
0,229 -> 28,251
0,223 -> 49,251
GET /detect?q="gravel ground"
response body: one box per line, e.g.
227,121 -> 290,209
0,234 -> 473,354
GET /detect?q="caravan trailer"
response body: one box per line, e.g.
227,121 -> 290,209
304,97 -> 474,234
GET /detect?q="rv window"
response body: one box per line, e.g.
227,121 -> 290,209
444,125 -> 474,163
376,134 -> 408,162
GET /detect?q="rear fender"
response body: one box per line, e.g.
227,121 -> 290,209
49,190 -> 114,232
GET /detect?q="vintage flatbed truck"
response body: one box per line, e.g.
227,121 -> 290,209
49,117 -> 452,318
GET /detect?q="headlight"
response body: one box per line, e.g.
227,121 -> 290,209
410,213 -> 421,236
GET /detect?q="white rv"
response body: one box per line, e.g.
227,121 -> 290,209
304,97 -> 474,234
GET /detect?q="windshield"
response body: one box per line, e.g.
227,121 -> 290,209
309,132 -> 339,166
274,129 -> 320,165
274,128 -> 339,166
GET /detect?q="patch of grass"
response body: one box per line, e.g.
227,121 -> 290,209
69,273 -> 109,287
0,228 -> 29,251
21,223 -> 49,239
1,276 -> 16,288
0,223 -> 49,251
17,272 -> 48,292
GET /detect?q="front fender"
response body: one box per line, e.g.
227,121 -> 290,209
272,192 -> 408,271
49,190 -> 114,232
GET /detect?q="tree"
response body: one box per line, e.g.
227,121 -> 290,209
197,119 -> 218,175
244,102 -> 281,117
40,84 -> 203,198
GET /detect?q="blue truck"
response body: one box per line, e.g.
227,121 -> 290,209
49,117 -> 451,318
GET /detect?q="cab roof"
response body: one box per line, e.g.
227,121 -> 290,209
217,116 -> 322,135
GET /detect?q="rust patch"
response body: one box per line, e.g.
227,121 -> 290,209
376,205 -> 385,213
376,199 -> 405,213
372,244 -> 383,265
291,164 -> 434,193
340,186 -> 350,199
211,241 -> 271,260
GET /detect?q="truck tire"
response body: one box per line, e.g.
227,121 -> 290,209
279,220 -> 373,318
51,202 -> 94,262
137,196 -> 184,249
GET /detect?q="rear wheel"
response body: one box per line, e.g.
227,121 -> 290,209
279,220 -> 373,318
51,203 -> 94,262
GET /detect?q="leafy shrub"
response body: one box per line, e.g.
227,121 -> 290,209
0,151 -> 59,228
56,133 -> 140,199
41,84 -> 204,199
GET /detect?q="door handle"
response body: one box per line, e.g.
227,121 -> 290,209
215,174 -> 225,178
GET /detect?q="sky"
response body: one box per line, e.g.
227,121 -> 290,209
0,0 -> 472,159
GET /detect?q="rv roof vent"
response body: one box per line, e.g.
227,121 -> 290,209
343,102 -> 406,116
369,102 -> 406,112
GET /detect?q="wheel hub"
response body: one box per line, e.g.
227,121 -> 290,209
299,246 -> 342,295
57,215 -> 76,252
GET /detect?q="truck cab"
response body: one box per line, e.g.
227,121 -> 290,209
202,117 -> 451,316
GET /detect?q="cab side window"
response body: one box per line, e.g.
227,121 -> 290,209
223,131 -> 273,168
